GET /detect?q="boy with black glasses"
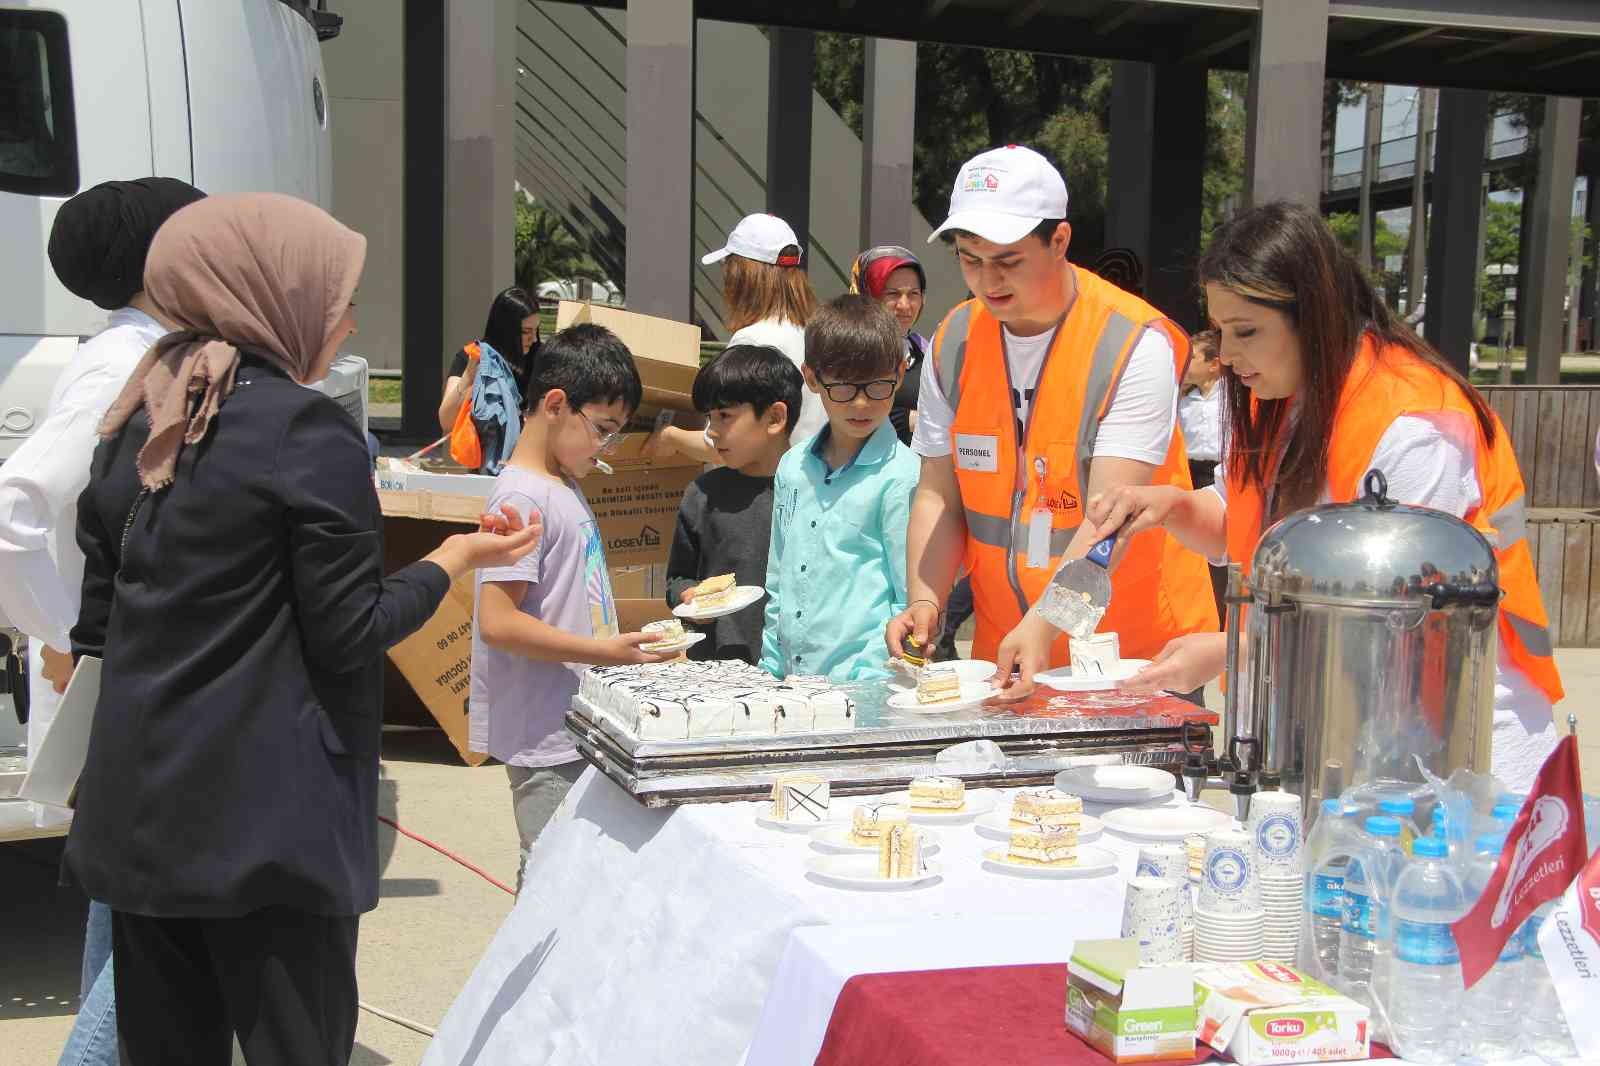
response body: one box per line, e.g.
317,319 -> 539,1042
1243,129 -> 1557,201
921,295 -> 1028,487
758,295 -> 919,681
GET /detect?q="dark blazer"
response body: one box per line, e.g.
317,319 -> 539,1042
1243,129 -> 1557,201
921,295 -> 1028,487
63,357 -> 449,917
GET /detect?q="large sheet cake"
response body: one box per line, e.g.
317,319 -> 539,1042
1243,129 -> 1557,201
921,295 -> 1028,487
578,661 -> 856,742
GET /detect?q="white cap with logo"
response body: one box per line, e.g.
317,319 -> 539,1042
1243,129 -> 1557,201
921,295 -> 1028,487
701,213 -> 804,266
928,145 -> 1069,245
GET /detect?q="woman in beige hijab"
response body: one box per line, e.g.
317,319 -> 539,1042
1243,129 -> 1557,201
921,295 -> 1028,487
61,193 -> 539,1066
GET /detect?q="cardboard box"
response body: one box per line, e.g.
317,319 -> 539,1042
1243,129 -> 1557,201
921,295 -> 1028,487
376,441 -> 700,568
1065,939 -> 1195,1063
556,300 -> 701,412
1192,962 -> 1370,1065
616,597 -> 675,633
385,575 -> 487,765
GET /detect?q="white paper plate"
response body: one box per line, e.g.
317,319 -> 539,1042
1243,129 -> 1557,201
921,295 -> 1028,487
981,844 -> 1118,879
805,853 -> 941,890
1033,659 -> 1152,691
810,824 -> 942,856
885,682 -> 994,715
1054,765 -> 1177,803
975,807 -> 1103,843
673,585 -> 765,620
872,789 -> 997,823
1102,804 -> 1233,841
755,811 -> 843,833
639,631 -> 707,654
888,659 -> 997,691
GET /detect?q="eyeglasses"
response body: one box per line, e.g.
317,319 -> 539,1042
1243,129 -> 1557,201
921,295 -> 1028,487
816,377 -> 899,403
576,408 -> 622,452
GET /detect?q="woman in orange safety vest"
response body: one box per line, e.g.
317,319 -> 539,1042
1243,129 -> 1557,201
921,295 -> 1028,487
1089,201 -> 1562,791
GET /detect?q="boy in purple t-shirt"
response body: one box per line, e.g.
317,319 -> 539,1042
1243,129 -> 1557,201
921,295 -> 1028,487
469,324 -> 674,887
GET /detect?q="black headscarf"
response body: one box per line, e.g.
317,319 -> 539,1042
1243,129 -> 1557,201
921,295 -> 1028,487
47,177 -> 206,310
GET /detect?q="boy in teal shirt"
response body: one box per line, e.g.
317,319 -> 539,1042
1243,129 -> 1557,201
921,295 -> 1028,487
760,295 -> 919,680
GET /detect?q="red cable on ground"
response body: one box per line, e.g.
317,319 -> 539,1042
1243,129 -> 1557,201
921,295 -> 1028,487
378,814 -> 515,896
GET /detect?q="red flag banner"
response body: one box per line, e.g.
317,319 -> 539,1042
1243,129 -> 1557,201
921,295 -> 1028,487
1451,735 -> 1588,988
1581,833 -> 1600,946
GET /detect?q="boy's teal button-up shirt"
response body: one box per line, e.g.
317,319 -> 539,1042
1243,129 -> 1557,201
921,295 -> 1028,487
759,419 -> 919,682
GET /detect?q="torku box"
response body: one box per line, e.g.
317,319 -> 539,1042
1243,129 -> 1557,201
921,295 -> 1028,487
1065,939 -> 1195,1063
1192,962 -> 1370,1065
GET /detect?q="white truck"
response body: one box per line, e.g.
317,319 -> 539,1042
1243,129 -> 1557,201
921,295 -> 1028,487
0,0 -> 361,830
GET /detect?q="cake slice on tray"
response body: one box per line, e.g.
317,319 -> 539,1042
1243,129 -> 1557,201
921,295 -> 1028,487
907,775 -> 965,811
849,803 -> 909,846
1010,787 -> 1083,829
1007,825 -> 1078,867
914,667 -> 963,705
769,774 -> 830,822
689,573 -> 737,610
877,823 -> 925,879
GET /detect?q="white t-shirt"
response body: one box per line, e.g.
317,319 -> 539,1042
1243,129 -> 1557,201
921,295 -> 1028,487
1177,383 -> 1222,463
912,324 -> 1177,467
726,317 -> 828,443
1213,409 -> 1555,791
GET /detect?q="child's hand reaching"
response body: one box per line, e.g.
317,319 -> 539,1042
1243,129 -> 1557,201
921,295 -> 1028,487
599,632 -> 682,665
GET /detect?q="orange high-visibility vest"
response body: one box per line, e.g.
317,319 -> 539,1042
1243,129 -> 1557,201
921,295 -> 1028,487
1224,336 -> 1563,703
931,267 -> 1219,666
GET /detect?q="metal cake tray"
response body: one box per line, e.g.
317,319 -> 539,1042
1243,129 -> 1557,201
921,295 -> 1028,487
567,681 -> 1217,807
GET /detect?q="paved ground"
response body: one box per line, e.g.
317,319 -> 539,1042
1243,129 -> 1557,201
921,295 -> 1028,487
2,651 -> 1594,1065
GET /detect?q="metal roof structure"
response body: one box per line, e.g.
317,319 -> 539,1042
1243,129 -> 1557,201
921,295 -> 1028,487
571,0 -> 1600,97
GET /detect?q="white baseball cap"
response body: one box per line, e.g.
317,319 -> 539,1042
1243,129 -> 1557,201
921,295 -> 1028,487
701,213 -> 804,266
928,145 -> 1069,245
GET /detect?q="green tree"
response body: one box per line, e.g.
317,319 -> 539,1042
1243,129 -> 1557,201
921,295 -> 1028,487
1480,198 -> 1521,318
513,195 -> 610,295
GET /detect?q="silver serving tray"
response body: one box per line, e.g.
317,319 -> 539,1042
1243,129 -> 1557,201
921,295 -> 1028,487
567,682 -> 1215,808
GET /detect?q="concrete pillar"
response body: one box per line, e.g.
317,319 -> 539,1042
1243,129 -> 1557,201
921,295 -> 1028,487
860,38 -> 917,249
1107,61 -> 1206,331
1107,62 -> 1155,267
625,0 -> 696,321
1244,0 -> 1329,208
401,0 -> 445,438
1423,90 -> 1489,376
766,29 -> 814,261
443,0 -> 516,361
1525,96 -> 1582,385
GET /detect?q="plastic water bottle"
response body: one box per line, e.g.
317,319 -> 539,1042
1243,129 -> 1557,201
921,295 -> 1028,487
1378,795 -> 1420,855
1523,901 -> 1578,1057
1339,816 -> 1402,1015
1304,799 -> 1355,981
1388,836 -> 1466,1062
1463,833 -> 1522,1060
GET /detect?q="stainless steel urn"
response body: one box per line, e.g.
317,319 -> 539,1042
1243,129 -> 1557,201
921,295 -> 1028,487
1232,471 -> 1499,817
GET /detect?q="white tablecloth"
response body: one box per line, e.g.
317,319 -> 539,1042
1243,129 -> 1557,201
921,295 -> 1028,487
423,769 -> 1158,1066
743,915 -> 1107,1066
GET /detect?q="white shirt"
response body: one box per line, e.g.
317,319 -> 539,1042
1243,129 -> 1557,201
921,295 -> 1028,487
0,307 -> 166,649
1177,382 -> 1222,463
912,324 -> 1177,467
1214,410 -> 1555,791
725,317 -> 828,443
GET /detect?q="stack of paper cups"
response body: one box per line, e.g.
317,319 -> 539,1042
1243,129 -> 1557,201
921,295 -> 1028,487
1184,833 -> 1205,883
1248,791 -> 1305,963
1194,827 -> 1265,963
1136,843 -> 1193,958
1121,876 -> 1185,964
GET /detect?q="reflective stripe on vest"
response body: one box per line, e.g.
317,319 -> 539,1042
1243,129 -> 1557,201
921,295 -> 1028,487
1488,498 -> 1527,550
937,303 -> 974,413
1506,608 -> 1554,658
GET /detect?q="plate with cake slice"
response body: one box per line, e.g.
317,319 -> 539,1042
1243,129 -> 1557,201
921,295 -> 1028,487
1032,659 -> 1152,691
672,574 -> 766,620
809,823 -> 942,857
885,673 -> 994,714
976,787 -> 1102,842
637,619 -> 707,654
805,823 -> 941,889
874,777 -> 996,822
981,842 -> 1117,879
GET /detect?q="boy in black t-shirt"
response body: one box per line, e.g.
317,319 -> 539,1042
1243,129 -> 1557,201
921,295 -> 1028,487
664,345 -> 803,663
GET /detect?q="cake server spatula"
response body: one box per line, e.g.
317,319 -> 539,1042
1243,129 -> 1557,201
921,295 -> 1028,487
1034,527 -> 1120,639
